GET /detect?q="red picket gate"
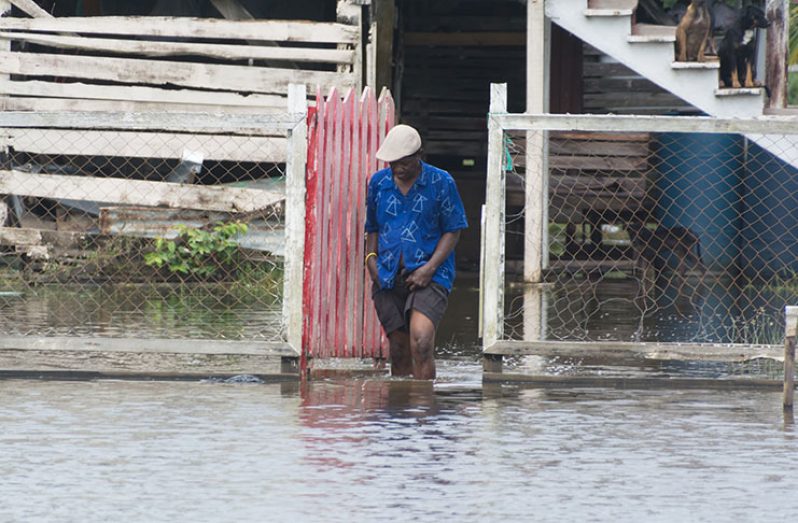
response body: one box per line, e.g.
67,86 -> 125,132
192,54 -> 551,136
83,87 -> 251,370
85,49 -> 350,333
302,86 -> 395,362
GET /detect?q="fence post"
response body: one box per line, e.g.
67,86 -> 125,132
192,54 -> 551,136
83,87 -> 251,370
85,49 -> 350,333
482,83 -> 507,351
525,0 -> 549,283
784,306 -> 797,410
765,0 -> 788,109
284,84 -> 308,354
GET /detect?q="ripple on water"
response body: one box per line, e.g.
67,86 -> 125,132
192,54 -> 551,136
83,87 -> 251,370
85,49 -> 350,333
1,380 -> 797,522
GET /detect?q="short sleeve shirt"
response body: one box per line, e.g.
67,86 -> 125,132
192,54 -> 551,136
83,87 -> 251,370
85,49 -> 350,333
365,161 -> 468,291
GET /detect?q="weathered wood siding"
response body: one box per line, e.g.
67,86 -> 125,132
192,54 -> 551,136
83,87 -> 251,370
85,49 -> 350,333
0,12 -> 359,114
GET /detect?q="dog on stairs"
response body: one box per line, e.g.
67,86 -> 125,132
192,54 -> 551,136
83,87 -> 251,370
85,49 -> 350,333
675,0 -> 715,62
718,4 -> 771,88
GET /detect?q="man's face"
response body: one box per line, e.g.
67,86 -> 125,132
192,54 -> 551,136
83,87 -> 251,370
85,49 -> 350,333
390,153 -> 421,182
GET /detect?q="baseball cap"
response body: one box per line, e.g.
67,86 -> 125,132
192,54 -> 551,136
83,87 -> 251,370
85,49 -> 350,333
376,124 -> 422,162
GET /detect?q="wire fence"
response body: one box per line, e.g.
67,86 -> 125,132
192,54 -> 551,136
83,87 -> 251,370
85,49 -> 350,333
487,112 -> 798,347
0,109 -> 306,343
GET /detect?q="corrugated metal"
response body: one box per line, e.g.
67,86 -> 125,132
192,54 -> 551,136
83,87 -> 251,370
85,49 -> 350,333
303,86 -> 394,360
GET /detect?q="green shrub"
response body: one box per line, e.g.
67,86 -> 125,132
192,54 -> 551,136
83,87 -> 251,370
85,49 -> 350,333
144,221 -> 248,280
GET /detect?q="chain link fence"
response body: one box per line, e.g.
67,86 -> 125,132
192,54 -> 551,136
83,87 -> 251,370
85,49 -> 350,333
493,115 -> 798,346
0,110 -> 305,342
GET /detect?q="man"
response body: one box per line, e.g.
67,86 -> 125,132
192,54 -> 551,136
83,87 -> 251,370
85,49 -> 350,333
365,124 -> 468,379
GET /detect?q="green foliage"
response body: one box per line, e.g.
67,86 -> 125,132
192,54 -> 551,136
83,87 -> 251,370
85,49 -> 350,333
791,4 -> 798,65
790,72 -> 798,106
144,221 -> 248,280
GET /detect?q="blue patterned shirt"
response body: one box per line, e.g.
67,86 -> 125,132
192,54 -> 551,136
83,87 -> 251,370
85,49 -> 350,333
365,162 -> 468,291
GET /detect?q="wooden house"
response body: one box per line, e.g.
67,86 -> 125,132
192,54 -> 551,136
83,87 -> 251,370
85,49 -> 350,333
0,0 -> 791,271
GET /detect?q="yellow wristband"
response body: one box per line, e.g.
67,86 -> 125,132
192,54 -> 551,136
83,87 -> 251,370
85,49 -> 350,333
365,252 -> 377,263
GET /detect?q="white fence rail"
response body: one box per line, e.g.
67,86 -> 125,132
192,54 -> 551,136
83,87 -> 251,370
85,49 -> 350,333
482,83 -> 798,394
0,85 -> 307,354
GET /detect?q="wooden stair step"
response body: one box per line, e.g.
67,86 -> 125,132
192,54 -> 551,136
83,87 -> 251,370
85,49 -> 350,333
671,61 -> 719,70
585,0 -> 636,16
714,87 -> 764,97
628,23 -> 675,42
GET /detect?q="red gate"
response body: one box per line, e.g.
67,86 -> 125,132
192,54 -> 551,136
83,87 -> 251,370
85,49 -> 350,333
302,86 -> 395,362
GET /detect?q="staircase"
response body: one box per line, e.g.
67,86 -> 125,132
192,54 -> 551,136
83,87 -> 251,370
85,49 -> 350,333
546,0 -> 798,167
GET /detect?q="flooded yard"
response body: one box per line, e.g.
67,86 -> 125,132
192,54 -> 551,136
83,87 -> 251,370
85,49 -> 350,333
1,376 -> 797,521
1,276 -> 796,520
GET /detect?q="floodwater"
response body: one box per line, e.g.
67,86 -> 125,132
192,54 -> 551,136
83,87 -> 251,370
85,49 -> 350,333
2,373 -> 798,522
2,277 -> 798,520
1,272 -> 789,345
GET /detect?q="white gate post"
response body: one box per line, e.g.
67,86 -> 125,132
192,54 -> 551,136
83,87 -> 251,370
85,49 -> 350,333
283,84 -> 308,352
525,0 -> 549,283
785,306 -> 798,410
482,83 -> 507,349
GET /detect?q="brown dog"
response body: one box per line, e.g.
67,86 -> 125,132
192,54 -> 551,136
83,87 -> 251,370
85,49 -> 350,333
627,220 -> 706,278
675,0 -> 713,62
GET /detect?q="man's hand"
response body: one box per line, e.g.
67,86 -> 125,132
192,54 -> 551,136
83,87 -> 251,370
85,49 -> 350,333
405,263 -> 435,291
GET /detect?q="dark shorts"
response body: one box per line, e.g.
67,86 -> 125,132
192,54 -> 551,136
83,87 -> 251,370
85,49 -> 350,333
372,278 -> 449,334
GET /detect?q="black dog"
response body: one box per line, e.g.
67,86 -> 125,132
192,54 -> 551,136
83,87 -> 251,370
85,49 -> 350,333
718,4 -> 771,88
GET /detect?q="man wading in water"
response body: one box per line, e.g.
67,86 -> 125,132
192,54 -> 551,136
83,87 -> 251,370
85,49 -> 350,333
365,125 -> 468,379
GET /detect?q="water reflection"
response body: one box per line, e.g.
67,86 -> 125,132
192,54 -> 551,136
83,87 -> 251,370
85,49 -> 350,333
2,377 -> 798,521
0,284 -> 282,339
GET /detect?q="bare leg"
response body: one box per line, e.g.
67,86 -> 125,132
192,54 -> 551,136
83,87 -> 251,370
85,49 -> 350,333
388,330 -> 413,377
409,310 -> 436,380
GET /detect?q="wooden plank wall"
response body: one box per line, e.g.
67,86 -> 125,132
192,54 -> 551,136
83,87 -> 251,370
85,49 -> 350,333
582,44 -> 694,115
398,0 -> 526,161
0,13 -> 359,115
303,86 -> 393,360
397,0 -> 526,268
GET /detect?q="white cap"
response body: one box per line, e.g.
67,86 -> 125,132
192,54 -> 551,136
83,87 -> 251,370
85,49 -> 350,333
376,124 -> 422,162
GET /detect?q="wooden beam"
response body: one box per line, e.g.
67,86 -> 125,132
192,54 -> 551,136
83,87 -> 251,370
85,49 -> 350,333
97,206 -> 285,255
8,0 -> 51,18
0,16 -> 359,44
0,336 -> 299,378
335,1 -> 360,87
765,0 -> 788,109
0,169 -> 285,213
0,96 -> 286,114
0,80 -> 286,109
0,226 -> 85,248
785,306 -> 797,409
282,84 -> 308,353
485,340 -> 784,362
484,373 -> 785,390
404,32 -> 526,47
0,110 -> 300,132
493,113 -> 798,135
0,51 -> 355,95
2,129 -> 288,161
525,0 -> 549,284
0,225 -> 40,245
482,83 -> 507,348
0,2 -> 9,88
0,32 -> 355,64
372,0 -> 394,92
2,336 -> 290,356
